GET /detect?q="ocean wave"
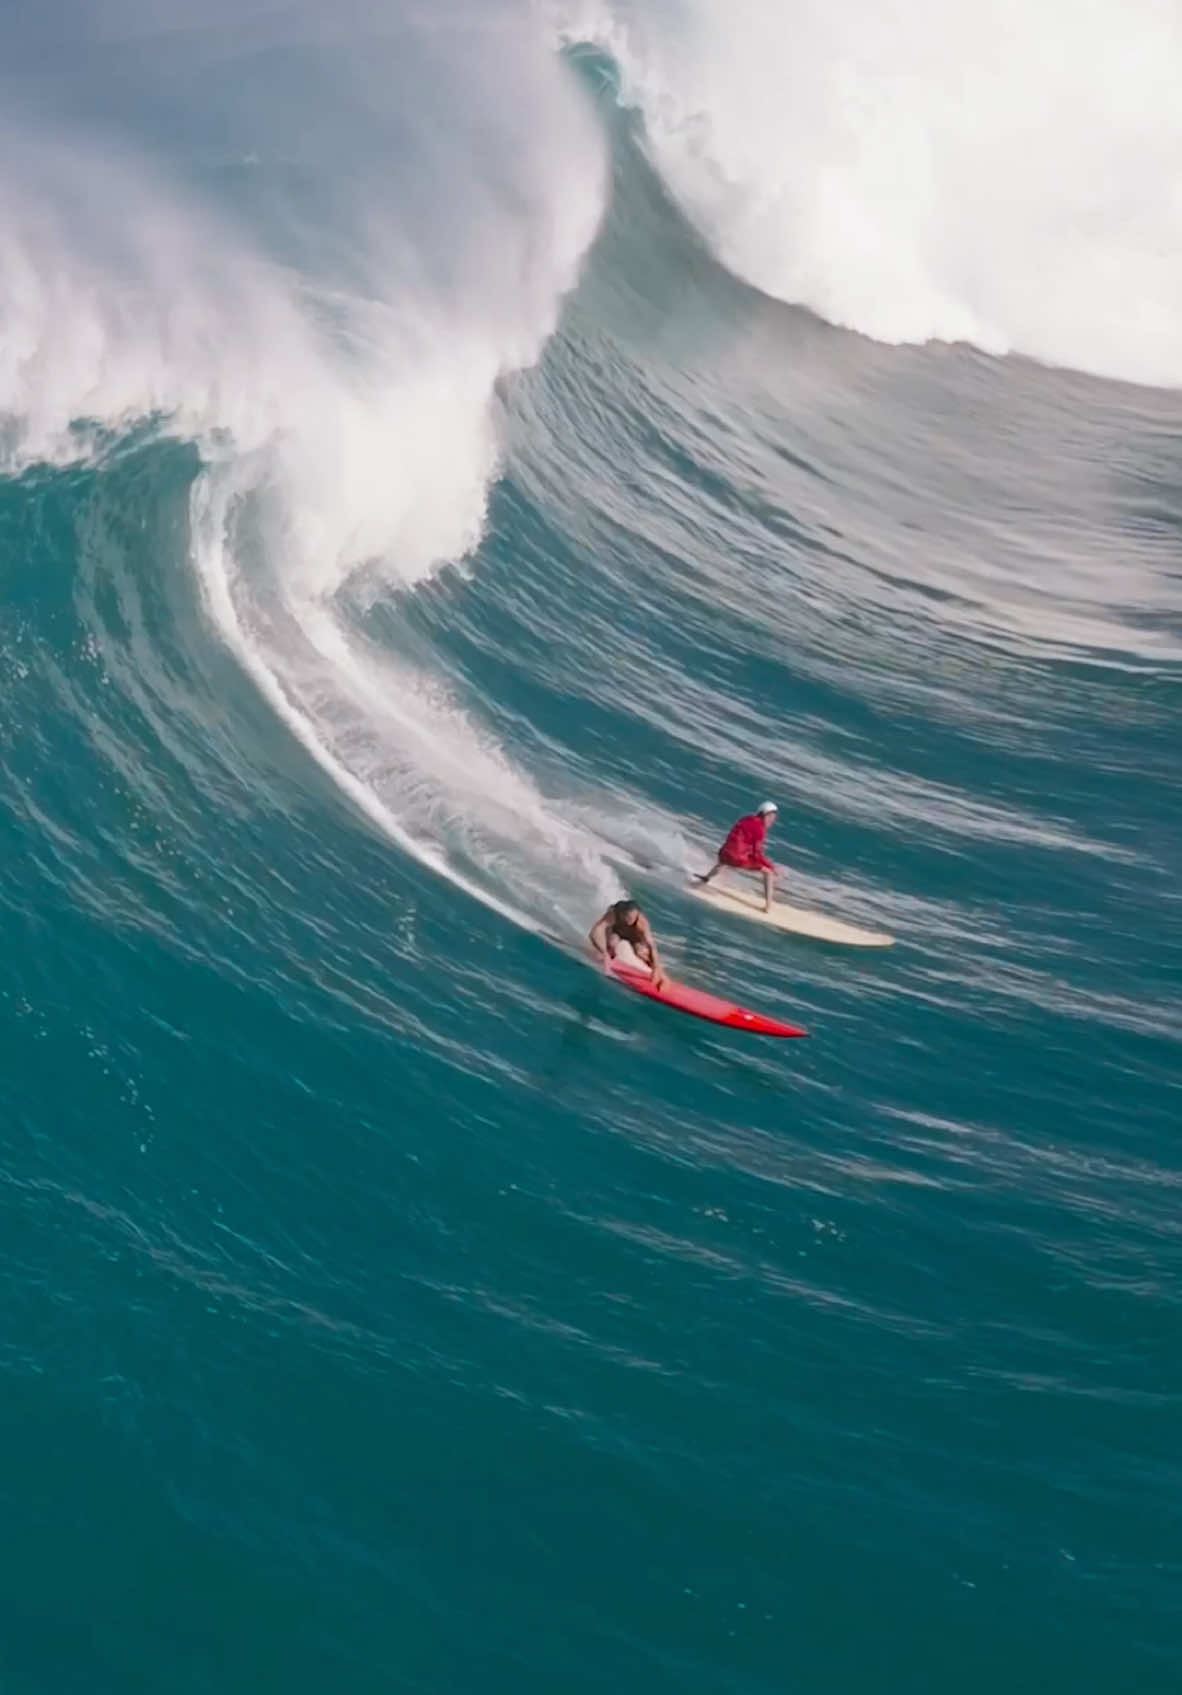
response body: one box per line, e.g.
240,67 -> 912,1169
0,0 -> 631,930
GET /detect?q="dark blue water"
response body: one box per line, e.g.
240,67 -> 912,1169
1,7 -> 1180,1692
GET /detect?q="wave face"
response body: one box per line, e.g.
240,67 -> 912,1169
565,0 -> 1182,385
1,6 -> 1180,1695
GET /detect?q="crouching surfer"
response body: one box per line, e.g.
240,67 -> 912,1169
590,899 -> 666,989
694,799 -> 779,912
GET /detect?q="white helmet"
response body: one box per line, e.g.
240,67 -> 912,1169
756,800 -> 778,815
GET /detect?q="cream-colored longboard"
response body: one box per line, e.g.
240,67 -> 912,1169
689,880 -> 894,947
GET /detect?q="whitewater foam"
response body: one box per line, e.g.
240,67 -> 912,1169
563,0 -> 1182,389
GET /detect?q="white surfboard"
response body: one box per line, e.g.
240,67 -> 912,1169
689,879 -> 894,947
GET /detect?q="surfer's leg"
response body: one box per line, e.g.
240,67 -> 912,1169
762,867 -> 774,912
694,859 -> 724,885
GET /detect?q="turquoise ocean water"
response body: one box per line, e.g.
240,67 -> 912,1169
1,5 -> 1179,1691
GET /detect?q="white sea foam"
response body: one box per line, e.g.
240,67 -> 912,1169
562,0 -> 1182,389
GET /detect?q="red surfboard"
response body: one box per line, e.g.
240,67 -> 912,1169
606,959 -> 807,1039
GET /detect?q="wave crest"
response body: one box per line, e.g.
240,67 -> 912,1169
563,0 -> 1182,388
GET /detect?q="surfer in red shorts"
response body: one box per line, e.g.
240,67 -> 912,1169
694,801 -> 778,912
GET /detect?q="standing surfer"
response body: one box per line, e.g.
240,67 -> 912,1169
694,801 -> 779,912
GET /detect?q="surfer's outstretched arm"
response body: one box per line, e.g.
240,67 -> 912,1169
589,912 -> 611,960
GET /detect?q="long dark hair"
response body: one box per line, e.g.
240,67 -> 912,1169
611,898 -> 639,923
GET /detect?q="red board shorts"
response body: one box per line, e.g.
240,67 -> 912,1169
720,848 -> 774,872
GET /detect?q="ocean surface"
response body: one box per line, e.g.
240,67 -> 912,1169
1,4 -> 1180,1691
